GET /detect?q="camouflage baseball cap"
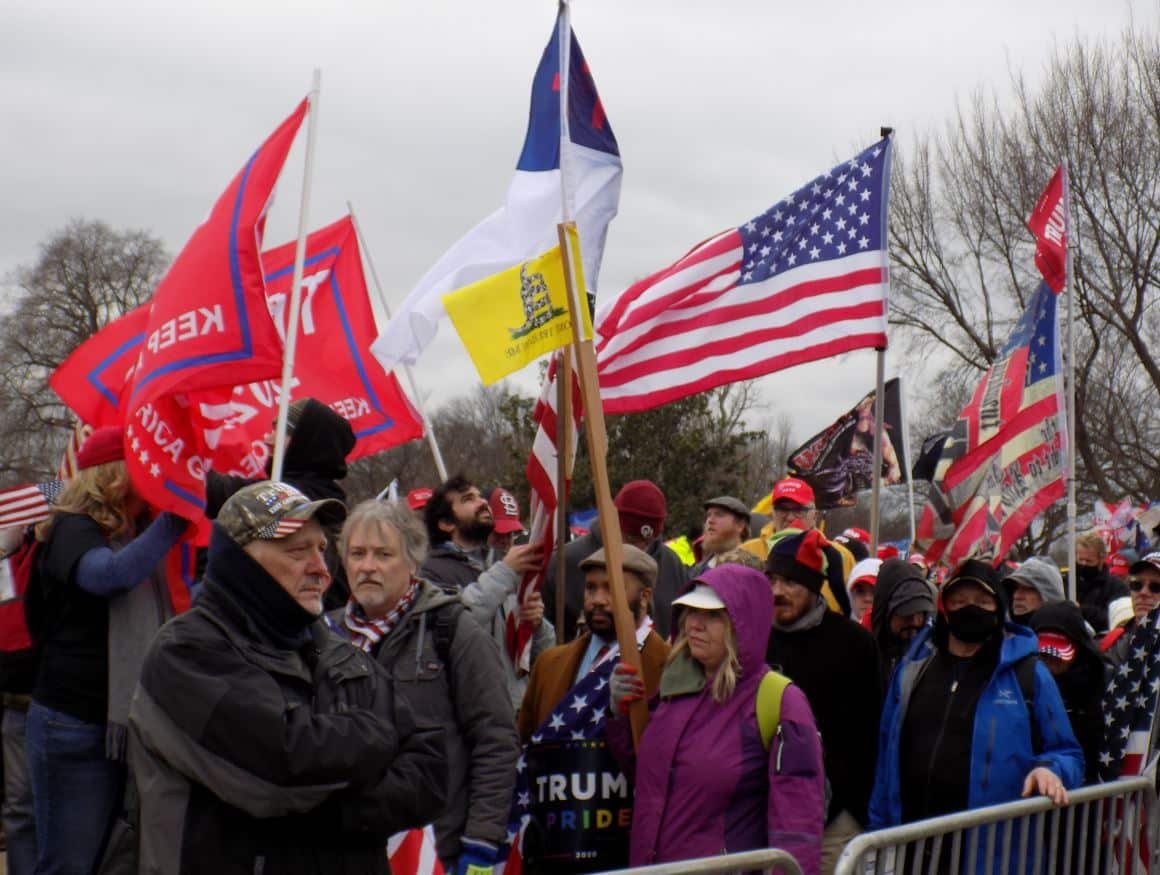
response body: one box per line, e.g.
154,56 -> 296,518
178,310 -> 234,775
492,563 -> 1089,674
217,481 -> 346,547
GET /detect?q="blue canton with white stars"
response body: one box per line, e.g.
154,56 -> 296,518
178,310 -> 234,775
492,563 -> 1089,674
999,281 -> 1060,388
737,138 -> 890,285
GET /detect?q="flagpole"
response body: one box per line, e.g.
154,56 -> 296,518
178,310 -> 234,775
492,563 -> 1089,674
555,349 -> 572,645
554,0 -> 576,645
272,69 -> 322,483
347,202 -> 449,482
559,221 -> 646,746
870,126 -> 894,554
1063,160 -> 1077,602
870,349 -> 886,552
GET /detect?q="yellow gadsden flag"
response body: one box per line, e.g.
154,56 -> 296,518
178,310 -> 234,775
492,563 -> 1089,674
442,226 -> 592,385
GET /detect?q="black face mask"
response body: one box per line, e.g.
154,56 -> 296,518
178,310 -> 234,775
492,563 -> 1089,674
1076,564 -> 1100,583
946,604 -> 1001,643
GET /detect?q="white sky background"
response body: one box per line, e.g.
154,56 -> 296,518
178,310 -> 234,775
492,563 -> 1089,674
1,0 -> 1152,449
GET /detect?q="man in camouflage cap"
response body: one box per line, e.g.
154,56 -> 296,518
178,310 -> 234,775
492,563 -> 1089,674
128,481 -> 446,872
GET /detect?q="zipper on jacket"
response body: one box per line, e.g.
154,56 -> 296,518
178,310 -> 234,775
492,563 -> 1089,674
921,663 -> 962,813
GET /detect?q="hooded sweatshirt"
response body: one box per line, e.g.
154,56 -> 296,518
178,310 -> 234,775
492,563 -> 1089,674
1004,557 -> 1065,625
871,559 -> 936,691
612,564 -> 825,871
1029,602 -> 1106,784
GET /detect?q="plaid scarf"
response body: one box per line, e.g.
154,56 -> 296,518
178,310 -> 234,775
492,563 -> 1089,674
344,579 -> 420,652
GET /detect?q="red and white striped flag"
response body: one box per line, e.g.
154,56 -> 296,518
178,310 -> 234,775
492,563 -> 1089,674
387,826 -> 444,875
506,350 -> 582,672
594,136 -> 892,414
0,481 -> 65,529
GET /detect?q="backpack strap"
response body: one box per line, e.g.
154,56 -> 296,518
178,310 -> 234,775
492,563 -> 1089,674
431,603 -> 462,666
1014,653 -> 1041,754
757,670 -> 791,751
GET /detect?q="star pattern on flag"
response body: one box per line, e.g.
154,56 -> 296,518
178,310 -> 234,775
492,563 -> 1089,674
737,143 -> 887,288
1097,607 -> 1160,782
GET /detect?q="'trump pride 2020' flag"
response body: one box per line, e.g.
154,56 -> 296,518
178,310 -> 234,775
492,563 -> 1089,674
595,136 -> 893,414
372,5 -> 620,371
123,100 -> 308,522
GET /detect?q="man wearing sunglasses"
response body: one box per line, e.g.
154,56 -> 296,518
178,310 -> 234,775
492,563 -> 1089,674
1105,552 -> 1160,669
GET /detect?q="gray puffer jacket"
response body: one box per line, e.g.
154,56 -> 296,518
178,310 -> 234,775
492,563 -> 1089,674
329,581 -> 519,863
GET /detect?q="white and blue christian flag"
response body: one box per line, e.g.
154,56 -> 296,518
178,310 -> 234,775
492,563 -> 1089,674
372,5 -> 622,370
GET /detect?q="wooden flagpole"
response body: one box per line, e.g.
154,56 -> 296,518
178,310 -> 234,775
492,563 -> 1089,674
558,221 -> 647,745
272,69 -> 322,482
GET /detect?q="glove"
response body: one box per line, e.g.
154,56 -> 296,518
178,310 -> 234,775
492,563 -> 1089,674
609,662 -> 645,715
456,837 -> 499,875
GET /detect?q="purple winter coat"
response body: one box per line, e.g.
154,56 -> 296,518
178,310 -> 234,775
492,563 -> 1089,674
608,564 -> 825,872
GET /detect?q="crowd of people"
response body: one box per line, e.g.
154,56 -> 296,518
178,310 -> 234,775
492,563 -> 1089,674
1,403 -> 1158,875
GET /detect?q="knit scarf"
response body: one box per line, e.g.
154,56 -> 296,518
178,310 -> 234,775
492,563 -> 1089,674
344,579 -> 419,652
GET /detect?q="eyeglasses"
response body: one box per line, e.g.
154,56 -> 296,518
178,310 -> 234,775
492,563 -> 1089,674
1128,578 -> 1160,595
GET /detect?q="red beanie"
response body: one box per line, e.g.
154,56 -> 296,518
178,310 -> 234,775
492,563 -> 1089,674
615,480 -> 667,541
76,426 -> 125,471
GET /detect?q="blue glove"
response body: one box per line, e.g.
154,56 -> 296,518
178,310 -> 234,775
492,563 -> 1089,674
456,838 -> 499,875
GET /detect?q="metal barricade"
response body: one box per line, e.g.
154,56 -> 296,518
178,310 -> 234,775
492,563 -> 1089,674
834,776 -> 1157,875
602,847 -> 803,874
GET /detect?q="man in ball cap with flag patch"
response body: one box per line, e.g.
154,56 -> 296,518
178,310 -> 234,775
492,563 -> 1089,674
764,526 -> 880,872
128,481 -> 447,873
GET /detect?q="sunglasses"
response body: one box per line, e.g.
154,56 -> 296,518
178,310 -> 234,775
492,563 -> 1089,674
1128,577 -> 1160,595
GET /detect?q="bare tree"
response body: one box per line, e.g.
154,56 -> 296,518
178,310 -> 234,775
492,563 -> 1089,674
889,27 -> 1160,546
0,220 -> 168,482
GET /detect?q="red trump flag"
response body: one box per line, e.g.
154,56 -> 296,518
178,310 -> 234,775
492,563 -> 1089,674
124,99 -> 307,521
1026,164 -> 1067,294
50,304 -> 149,428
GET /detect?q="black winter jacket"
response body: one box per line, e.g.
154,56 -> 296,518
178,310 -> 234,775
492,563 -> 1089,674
128,528 -> 446,874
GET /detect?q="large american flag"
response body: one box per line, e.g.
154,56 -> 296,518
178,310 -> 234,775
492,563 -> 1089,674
915,280 -> 1066,566
594,137 -> 892,414
505,350 -> 582,672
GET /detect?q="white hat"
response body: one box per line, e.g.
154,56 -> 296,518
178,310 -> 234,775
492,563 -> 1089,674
672,583 -> 726,611
1108,595 -> 1134,631
846,557 -> 883,592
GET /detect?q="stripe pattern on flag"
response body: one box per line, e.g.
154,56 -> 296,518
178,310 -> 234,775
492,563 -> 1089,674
595,137 -> 892,414
916,281 -> 1066,567
386,825 -> 445,875
0,481 -> 65,529
506,351 -> 582,673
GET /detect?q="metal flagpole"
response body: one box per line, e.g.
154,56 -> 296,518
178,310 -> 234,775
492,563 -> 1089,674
1063,160 -> 1077,603
347,202 -> 449,482
272,69 -> 322,483
869,125 -> 894,553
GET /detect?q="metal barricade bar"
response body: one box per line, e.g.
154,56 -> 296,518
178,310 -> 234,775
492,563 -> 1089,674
834,775 -> 1155,875
601,847 -> 803,875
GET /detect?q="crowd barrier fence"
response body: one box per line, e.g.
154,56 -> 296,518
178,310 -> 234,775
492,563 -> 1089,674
834,775 -> 1157,875
602,847 -> 803,874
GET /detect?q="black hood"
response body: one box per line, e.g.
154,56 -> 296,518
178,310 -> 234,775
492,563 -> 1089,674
871,559 -> 930,642
266,399 -> 356,490
202,524 -> 320,650
1029,601 -> 1103,669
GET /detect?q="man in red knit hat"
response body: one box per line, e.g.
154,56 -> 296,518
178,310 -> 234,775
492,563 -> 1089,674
543,479 -> 686,641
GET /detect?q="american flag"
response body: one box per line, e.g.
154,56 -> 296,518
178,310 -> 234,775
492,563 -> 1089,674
506,350 -> 582,673
0,481 -> 65,529
915,280 -> 1066,567
594,136 -> 892,414
1096,607 -> 1160,873
386,826 -> 445,875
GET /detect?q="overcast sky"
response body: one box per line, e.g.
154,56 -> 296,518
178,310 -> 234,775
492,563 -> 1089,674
2,0 -> 1152,451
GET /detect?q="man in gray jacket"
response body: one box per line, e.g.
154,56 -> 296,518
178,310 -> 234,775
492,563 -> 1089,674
335,499 -> 520,875
1003,556 -> 1066,625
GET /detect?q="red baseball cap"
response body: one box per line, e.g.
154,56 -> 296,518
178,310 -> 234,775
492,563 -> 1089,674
488,488 -> 525,535
772,477 -> 815,508
1108,553 -> 1131,578
1037,631 -> 1076,662
406,488 -> 433,511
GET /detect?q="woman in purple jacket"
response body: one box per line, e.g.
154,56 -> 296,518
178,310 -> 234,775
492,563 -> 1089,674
608,564 -> 825,872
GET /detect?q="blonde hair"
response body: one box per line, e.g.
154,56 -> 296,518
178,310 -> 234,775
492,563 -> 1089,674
1077,531 -> 1107,560
36,461 -> 134,542
667,609 -> 742,704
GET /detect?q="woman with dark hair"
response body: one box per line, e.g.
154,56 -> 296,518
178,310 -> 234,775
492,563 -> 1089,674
26,427 -> 188,874
607,564 -> 825,872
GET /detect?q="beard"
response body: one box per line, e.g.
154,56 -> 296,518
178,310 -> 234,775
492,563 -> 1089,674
457,515 -> 494,544
584,594 -> 643,636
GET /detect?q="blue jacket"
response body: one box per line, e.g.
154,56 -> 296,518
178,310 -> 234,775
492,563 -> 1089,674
869,621 -> 1084,830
